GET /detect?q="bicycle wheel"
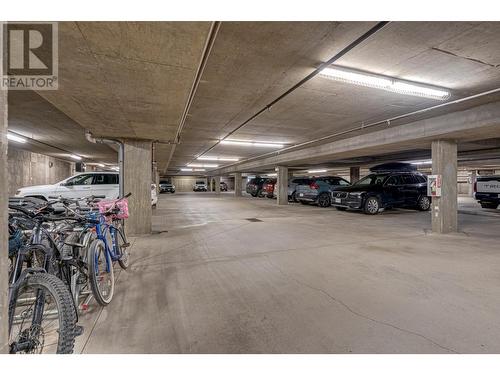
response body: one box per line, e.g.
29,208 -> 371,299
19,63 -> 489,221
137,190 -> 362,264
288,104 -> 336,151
88,239 -> 115,306
115,223 -> 130,270
8,273 -> 77,354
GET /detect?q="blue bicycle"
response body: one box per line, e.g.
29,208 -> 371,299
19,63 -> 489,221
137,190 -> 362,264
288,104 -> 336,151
85,193 -> 131,306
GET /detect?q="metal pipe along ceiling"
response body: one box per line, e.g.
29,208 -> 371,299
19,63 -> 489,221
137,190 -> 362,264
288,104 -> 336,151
211,86 -> 500,173
163,21 -> 221,173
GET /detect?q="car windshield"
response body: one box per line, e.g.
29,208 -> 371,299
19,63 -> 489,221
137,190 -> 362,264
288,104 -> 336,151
66,174 -> 94,185
354,173 -> 388,186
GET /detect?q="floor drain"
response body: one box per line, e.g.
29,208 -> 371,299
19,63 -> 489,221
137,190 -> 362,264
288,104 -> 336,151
245,218 -> 263,222
152,230 -> 169,235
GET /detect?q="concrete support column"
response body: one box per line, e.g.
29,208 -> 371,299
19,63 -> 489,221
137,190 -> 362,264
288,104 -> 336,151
234,172 -> 242,196
276,166 -> 288,205
431,140 -> 458,234
214,176 -> 221,194
0,87 -> 8,353
350,167 -> 360,183
468,170 -> 476,197
152,163 -> 160,193
123,139 -> 152,236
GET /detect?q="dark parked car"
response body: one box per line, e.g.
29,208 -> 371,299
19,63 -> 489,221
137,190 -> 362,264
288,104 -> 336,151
260,179 -> 276,198
246,177 -> 269,197
220,181 -> 228,192
331,167 -> 430,214
296,176 -> 350,207
159,180 -> 175,193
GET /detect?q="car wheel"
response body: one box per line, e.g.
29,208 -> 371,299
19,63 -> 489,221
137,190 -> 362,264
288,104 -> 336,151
317,193 -> 331,208
336,207 -> 347,211
480,202 -> 499,209
417,196 -> 431,211
364,196 -> 380,215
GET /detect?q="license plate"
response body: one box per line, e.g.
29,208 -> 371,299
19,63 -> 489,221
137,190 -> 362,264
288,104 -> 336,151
334,198 -> 341,203
299,193 -> 304,197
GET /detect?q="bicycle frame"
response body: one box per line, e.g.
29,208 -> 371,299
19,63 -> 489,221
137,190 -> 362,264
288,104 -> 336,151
86,212 -> 126,270
8,244 -> 50,340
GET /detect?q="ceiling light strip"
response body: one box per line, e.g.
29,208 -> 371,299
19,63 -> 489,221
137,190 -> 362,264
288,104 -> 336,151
197,156 -> 240,161
220,140 -> 284,148
7,132 -> 27,143
319,66 -> 450,100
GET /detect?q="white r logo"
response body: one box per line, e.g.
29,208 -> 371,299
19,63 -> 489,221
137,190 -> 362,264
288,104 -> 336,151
9,29 -> 48,70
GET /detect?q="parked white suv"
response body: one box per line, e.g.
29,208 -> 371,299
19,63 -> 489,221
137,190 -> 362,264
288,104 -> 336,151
16,172 -> 119,201
193,180 -> 208,192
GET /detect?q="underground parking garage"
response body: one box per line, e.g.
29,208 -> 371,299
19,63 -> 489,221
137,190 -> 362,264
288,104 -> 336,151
2,16 -> 500,361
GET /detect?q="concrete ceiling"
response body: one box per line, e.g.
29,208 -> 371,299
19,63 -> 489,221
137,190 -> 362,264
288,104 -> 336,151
170,21 -> 500,174
7,22 -> 500,175
8,90 -> 117,163
36,21 -> 213,170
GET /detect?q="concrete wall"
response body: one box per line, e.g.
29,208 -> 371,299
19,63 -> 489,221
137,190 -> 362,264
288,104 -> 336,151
7,147 -> 73,195
170,176 -> 208,192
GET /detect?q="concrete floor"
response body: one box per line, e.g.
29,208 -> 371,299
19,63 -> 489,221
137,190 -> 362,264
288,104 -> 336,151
77,192 -> 500,353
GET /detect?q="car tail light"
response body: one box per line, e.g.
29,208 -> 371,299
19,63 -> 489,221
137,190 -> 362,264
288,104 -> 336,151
310,182 -> 319,190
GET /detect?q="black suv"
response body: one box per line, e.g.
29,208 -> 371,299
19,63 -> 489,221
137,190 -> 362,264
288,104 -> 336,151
331,166 -> 430,215
246,177 -> 270,197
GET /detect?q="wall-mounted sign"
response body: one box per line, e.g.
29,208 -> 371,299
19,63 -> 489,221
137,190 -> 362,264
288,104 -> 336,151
427,174 -> 442,197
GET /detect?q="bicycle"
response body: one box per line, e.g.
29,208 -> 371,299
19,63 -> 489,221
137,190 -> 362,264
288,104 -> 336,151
8,200 -> 99,324
8,215 -> 77,354
84,193 -> 131,306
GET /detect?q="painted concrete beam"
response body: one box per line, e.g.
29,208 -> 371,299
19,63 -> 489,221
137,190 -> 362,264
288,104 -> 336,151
214,101 -> 500,174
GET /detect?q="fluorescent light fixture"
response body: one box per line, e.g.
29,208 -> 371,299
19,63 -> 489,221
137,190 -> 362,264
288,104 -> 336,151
180,168 -> 205,172
266,173 -> 277,177
411,160 -> 432,165
197,156 -> 240,162
187,163 -> 219,168
220,140 -> 285,148
7,133 -> 27,143
319,66 -> 450,100
111,166 -> 120,171
98,163 -> 105,168
308,169 -> 327,174
70,154 -> 82,161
